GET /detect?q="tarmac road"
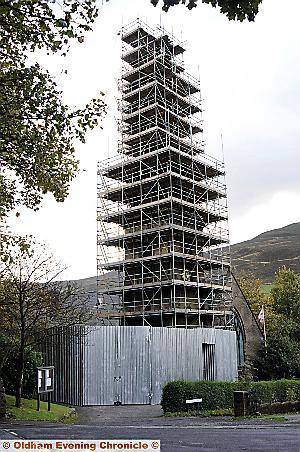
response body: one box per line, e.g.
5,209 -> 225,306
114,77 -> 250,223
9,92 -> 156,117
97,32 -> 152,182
0,405 -> 300,451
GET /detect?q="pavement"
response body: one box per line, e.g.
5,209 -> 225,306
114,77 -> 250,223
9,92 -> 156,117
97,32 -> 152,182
1,405 -> 300,451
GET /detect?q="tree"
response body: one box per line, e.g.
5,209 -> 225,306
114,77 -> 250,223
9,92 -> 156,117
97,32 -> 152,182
253,267 -> 300,380
0,0 -> 106,217
0,0 -> 99,59
0,62 -> 106,216
0,237 -> 92,407
255,335 -> 300,380
236,271 -> 272,317
150,0 -> 263,21
271,267 -> 300,322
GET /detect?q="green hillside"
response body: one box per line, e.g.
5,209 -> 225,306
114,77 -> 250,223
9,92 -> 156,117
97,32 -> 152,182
231,222 -> 300,283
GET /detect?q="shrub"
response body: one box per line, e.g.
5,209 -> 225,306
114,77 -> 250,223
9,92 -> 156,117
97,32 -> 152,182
161,379 -> 300,413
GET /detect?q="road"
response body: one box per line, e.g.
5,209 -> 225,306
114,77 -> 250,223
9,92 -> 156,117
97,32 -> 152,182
0,405 -> 300,451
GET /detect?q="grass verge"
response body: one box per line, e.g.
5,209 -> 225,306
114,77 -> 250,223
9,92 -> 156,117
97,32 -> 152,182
6,395 -> 76,423
165,410 -> 292,422
231,414 -> 287,422
164,408 -> 233,417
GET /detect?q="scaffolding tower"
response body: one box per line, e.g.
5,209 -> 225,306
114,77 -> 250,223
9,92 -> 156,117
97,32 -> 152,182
97,19 -> 233,328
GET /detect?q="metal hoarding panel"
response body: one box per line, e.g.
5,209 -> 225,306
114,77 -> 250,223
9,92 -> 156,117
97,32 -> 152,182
118,326 -> 151,405
42,326 -> 237,406
150,327 -> 203,405
39,325 -> 83,406
82,326 -> 116,405
214,329 -> 238,382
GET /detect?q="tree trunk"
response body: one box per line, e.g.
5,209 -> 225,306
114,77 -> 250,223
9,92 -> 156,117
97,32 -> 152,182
15,349 -> 25,408
0,377 -> 6,418
16,284 -> 26,409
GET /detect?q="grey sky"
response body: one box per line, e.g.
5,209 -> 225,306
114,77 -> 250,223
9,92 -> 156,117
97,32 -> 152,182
10,0 -> 300,279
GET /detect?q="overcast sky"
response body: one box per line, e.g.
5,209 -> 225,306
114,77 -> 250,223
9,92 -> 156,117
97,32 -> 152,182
9,0 -> 300,280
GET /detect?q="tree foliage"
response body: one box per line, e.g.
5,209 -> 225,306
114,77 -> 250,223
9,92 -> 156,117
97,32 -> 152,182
254,267 -> 300,380
0,62 -> 106,215
271,267 -> 300,321
0,0 -> 106,217
255,335 -> 300,381
237,268 -> 300,380
150,0 -> 263,21
236,271 -> 271,317
0,337 -> 43,399
0,0 -> 99,59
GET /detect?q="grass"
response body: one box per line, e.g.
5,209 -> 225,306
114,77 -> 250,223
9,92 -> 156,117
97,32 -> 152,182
164,408 -> 234,417
232,414 -> 287,422
165,409 -> 290,423
6,395 -> 76,423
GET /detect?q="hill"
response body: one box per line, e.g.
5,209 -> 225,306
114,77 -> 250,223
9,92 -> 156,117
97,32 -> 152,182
231,222 -> 300,283
65,223 -> 300,291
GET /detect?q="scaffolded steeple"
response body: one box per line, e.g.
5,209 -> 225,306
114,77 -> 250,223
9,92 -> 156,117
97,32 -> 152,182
97,19 -> 232,328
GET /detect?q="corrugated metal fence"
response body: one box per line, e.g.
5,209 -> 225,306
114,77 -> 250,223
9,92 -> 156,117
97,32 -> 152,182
41,326 -> 237,406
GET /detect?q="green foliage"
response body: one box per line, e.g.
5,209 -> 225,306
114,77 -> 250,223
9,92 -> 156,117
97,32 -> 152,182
252,268 -> 300,380
0,62 -> 106,215
162,380 -> 239,412
236,271 -> 271,317
150,0 -> 263,21
164,408 -> 233,417
0,0 -> 99,59
0,0 -> 106,217
271,267 -> 300,321
261,284 -> 273,294
161,379 -> 300,413
237,268 -> 300,381
255,336 -> 300,381
1,343 -> 43,399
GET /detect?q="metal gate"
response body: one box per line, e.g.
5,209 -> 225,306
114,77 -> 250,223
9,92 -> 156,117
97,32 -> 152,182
82,326 -> 153,405
114,327 -> 151,405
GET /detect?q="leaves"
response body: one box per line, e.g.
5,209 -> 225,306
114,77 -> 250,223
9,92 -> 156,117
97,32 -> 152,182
236,271 -> 271,317
0,0 -> 107,216
244,267 -> 300,380
0,0 -> 99,61
150,0 -> 263,21
0,62 -> 106,214
271,267 -> 300,320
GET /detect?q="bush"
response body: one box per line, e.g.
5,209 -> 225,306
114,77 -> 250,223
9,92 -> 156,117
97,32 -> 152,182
161,379 -> 300,413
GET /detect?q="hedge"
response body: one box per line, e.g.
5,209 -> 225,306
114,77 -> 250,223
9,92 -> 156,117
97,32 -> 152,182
259,401 -> 300,415
161,379 -> 300,413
